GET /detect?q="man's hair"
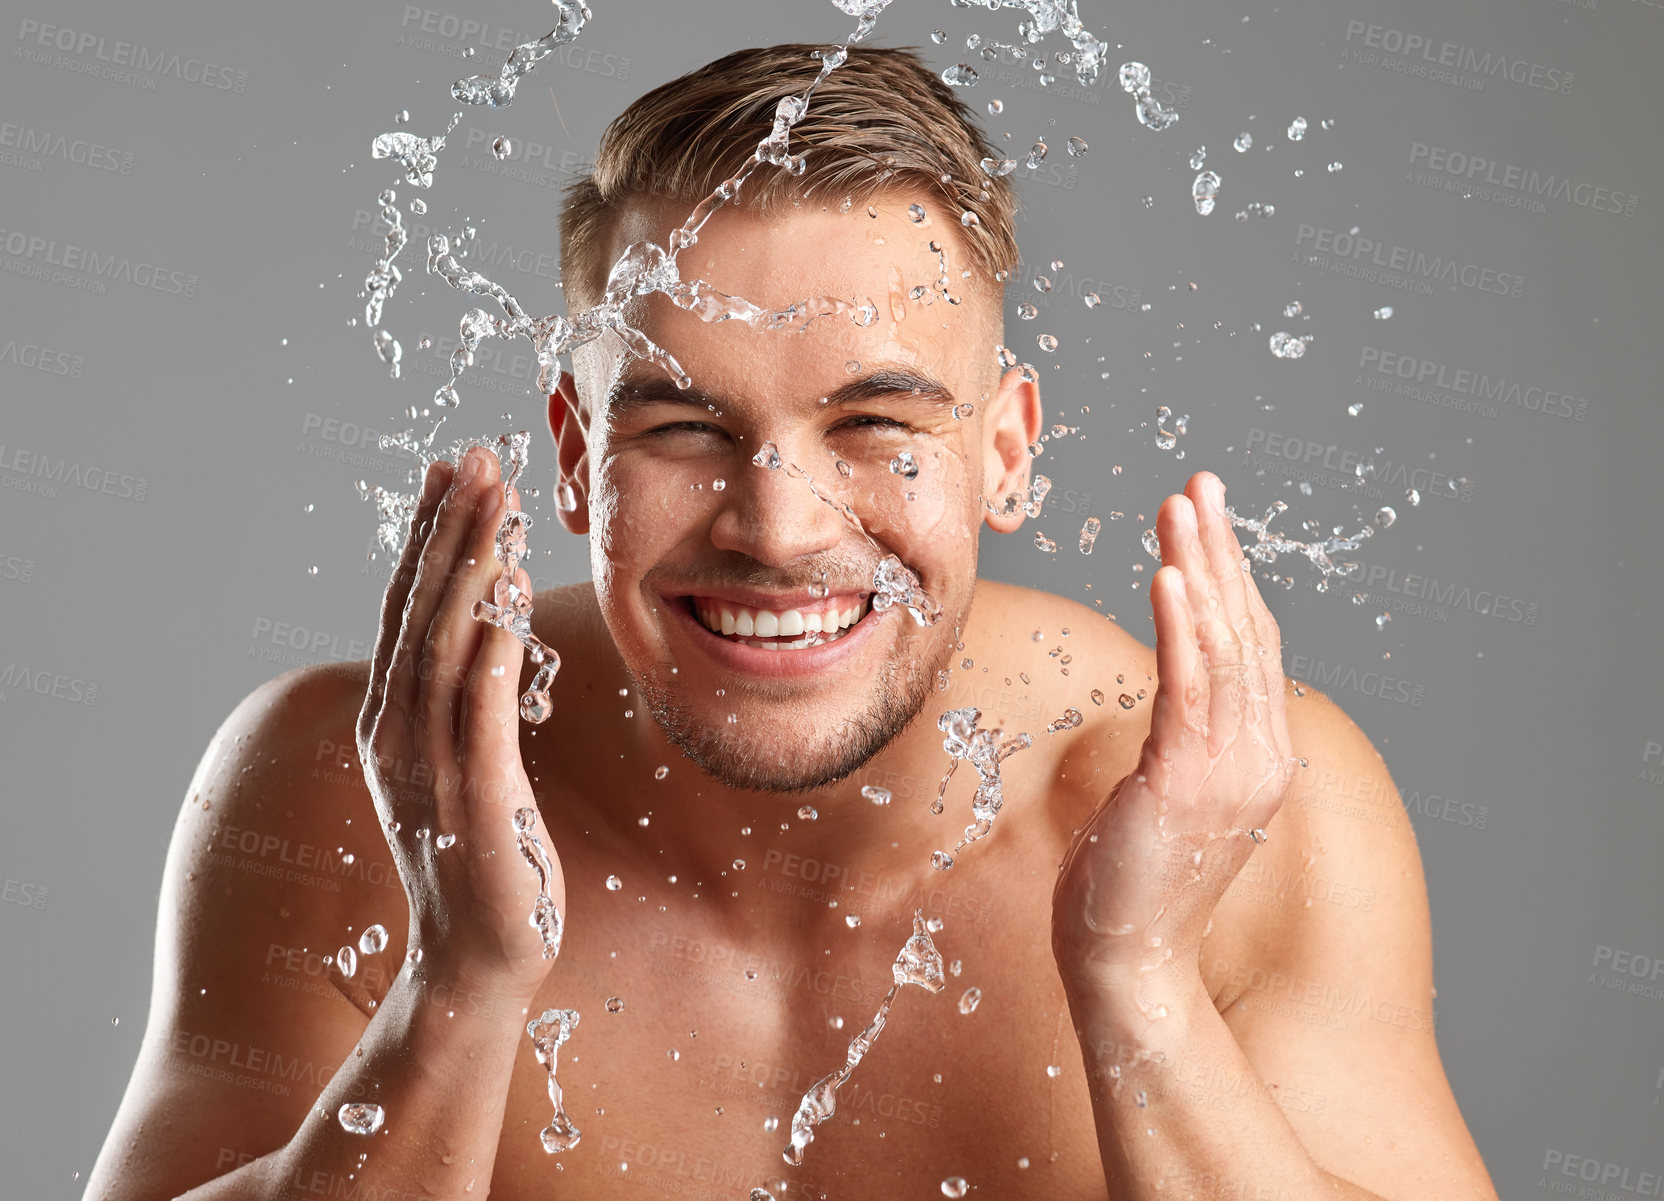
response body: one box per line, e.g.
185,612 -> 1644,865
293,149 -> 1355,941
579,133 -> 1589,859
558,43 -> 1020,312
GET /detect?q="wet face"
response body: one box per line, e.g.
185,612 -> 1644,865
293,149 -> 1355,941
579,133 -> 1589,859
553,193 -> 1039,793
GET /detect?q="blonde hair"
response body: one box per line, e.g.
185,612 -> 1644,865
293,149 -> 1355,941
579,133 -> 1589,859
558,43 -> 1020,312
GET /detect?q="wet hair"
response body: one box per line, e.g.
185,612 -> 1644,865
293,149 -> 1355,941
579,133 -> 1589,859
558,43 -> 1020,312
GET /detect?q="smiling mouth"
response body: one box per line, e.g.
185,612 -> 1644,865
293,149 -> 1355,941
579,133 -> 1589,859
686,595 -> 873,651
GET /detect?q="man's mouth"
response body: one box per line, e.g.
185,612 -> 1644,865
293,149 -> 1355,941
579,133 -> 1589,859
686,595 -> 872,651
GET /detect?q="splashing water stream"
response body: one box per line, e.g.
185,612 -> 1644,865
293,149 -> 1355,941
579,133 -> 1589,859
527,1007 -> 582,1153
782,911 -> 945,1165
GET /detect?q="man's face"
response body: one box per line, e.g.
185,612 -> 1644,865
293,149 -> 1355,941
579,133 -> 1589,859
556,192 -> 1037,793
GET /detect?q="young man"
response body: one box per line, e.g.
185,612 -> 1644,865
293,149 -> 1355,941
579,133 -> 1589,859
89,45 -> 1498,1201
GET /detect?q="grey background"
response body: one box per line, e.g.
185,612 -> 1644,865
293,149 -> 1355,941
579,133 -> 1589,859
1,0 -> 1659,1193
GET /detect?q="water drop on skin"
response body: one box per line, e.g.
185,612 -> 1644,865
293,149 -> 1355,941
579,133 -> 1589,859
942,1178 -> 970,1199
605,875 -> 622,891
337,1103 -> 385,1136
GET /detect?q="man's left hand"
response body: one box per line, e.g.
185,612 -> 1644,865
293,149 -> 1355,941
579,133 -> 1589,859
1052,471 -> 1295,1007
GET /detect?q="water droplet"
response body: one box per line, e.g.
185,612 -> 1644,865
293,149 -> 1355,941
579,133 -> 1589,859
1118,693 -> 1137,709
1374,305 -> 1393,320
1233,131 -> 1253,152
980,156 -> 1018,178
337,1103 -> 385,1136
751,441 -> 782,470
908,203 -> 927,223
931,29 -> 947,43
358,925 -> 388,956
491,136 -> 512,159
942,1178 -> 970,1199
1046,1064 -> 1062,1078
1287,116 -> 1308,141
957,987 -> 982,1014
942,64 -> 980,87
797,806 -> 818,821
712,478 -> 726,491
987,99 -> 1004,115
1016,302 -> 1038,320
932,851 -> 955,871
960,210 -> 980,227
763,1116 -> 780,1132
733,859 -> 746,871
862,785 -> 892,806
605,875 -> 622,891
1327,161 -> 1343,173
1269,331 -> 1309,360
845,914 -> 861,929
1192,170 -> 1221,216
606,997 -> 625,1014
435,833 -> 456,849
1119,61 -> 1151,93
1067,136 -> 1088,156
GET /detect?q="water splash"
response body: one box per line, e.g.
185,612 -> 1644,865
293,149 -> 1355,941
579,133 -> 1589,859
527,1007 -> 582,1153
932,707 -> 1034,857
512,807 -> 563,958
359,10 -> 904,725
782,911 -> 944,1165
1140,494 -> 1389,589
451,3 -> 592,108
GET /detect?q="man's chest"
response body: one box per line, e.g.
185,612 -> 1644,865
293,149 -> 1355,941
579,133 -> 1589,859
484,898 -> 1111,1199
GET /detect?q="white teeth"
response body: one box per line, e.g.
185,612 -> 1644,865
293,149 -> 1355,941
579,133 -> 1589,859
691,596 -> 871,643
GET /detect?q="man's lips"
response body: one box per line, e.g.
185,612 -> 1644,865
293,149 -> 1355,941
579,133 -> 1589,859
658,589 -> 881,676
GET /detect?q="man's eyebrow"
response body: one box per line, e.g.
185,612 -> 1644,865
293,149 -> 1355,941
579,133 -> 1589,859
604,365 -> 956,417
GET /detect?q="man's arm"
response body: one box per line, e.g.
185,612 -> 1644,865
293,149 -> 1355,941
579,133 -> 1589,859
87,449 -> 561,1199
83,665 -> 538,1200
1067,687 -> 1498,1200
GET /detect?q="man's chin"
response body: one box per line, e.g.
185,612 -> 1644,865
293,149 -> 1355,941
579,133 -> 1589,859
639,683 -> 934,795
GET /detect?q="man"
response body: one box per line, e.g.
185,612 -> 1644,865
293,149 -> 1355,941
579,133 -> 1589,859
90,44 -> 1498,1201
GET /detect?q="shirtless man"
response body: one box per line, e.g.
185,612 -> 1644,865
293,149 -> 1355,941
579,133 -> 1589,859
88,45 -> 1499,1201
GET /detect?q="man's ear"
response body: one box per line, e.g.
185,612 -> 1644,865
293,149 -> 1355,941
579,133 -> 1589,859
981,363 -> 1042,534
547,370 -> 591,535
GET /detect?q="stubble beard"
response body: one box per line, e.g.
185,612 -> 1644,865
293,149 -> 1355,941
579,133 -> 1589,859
636,612 -> 960,794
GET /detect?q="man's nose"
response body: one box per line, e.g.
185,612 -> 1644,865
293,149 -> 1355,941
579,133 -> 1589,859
708,445 -> 853,568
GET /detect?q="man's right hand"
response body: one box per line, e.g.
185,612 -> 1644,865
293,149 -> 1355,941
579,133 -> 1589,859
357,444 -> 563,1000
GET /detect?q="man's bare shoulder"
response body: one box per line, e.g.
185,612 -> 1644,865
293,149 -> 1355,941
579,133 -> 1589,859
87,663 -> 394,1198
167,660 -> 406,1009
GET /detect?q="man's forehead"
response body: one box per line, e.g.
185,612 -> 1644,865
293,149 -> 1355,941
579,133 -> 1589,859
572,192 -> 1001,406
